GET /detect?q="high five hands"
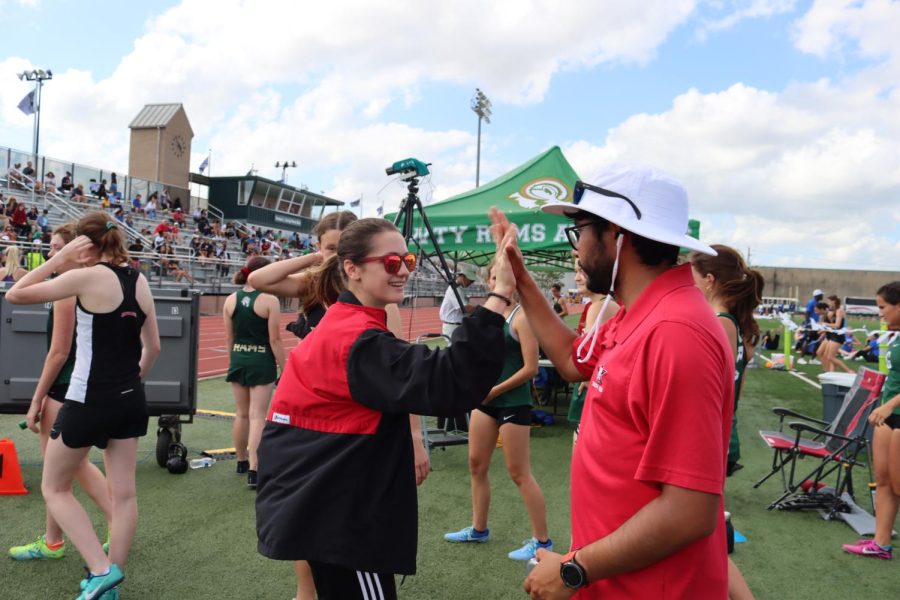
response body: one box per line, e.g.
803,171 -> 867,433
489,207 -> 529,288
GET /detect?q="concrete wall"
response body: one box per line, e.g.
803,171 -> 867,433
755,266 -> 900,301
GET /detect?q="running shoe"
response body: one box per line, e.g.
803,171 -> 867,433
77,564 -> 125,600
236,460 -> 249,475
8,535 -> 65,560
444,526 -> 489,543
508,537 -> 552,561
247,470 -> 258,490
842,539 -> 892,560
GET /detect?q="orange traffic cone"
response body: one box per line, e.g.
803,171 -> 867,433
0,438 -> 28,495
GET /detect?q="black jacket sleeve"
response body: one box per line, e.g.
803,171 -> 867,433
347,306 -> 506,416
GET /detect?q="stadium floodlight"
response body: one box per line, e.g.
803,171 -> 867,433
275,160 -> 297,183
470,88 -> 492,188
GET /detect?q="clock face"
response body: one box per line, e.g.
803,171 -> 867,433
171,135 -> 186,158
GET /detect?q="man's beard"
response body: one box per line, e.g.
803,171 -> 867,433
581,252 -> 615,295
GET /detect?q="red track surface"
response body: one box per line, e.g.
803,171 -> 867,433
198,303 -> 582,378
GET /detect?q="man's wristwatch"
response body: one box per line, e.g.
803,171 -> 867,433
560,550 -> 589,590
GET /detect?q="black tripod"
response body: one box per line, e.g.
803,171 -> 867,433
392,175 -> 466,311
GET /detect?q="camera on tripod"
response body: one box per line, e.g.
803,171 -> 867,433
385,158 -> 431,181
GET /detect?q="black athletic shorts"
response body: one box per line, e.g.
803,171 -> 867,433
50,385 -> 148,449
476,404 -> 532,426
884,413 -> 900,430
47,384 -> 68,402
826,332 -> 846,344
308,560 -> 397,600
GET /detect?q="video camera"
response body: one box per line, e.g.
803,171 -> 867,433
385,158 -> 431,181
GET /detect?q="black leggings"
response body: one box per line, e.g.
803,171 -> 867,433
308,561 -> 397,600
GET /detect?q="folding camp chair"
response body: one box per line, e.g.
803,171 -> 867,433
754,367 -> 886,519
415,333 -> 470,457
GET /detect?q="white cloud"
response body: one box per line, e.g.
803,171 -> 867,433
696,0 -> 798,40
1,0 -> 699,214
564,78 -> 900,269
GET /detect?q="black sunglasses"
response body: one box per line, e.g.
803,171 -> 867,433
574,180 -> 642,220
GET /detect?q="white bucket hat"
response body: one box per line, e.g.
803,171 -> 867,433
542,164 -> 716,256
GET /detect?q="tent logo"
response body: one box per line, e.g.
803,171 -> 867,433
509,178 -> 571,209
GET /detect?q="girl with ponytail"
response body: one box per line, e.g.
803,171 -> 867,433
7,211 -> 160,600
224,256 -> 284,489
10,223 -> 113,567
255,217 -> 518,599
689,244 -> 764,474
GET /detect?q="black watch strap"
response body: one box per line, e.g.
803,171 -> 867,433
560,551 -> 588,590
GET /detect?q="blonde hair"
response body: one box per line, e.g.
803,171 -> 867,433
3,245 -> 22,279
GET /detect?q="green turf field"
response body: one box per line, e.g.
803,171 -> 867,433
1,317 -> 895,598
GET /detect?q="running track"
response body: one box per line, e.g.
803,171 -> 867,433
198,303 -> 582,378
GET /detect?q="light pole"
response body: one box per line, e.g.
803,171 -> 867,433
275,160 -> 296,183
470,88 -> 492,188
18,68 -> 52,171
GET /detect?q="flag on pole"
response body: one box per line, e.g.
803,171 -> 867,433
349,198 -> 360,207
17,90 -> 35,116
376,204 -> 384,216
198,156 -> 209,174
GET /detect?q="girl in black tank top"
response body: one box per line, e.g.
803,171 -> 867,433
821,295 -> 854,374
5,212 -> 160,600
12,225 -> 114,567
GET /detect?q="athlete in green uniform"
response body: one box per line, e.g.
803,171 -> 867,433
225,257 -> 284,489
690,245 -> 764,476
843,281 -> 900,560
10,223 -> 112,563
444,263 -> 552,562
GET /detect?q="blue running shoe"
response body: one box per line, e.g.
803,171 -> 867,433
508,537 -> 552,561
444,526 -> 489,543
76,563 -> 124,600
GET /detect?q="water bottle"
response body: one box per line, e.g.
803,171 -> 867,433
189,457 -> 216,469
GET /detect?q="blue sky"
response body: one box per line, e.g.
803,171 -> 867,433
2,0 -> 898,270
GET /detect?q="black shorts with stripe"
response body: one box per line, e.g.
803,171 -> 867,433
308,561 -> 396,600
50,384 -> 148,449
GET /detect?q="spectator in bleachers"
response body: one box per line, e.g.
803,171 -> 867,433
5,198 -> 19,219
22,161 -> 37,188
224,222 -> 236,239
1,224 -> 17,242
109,172 -> 118,195
157,243 -> 195,284
153,219 -> 171,237
215,241 -> 231,278
12,203 -> 30,237
7,163 -> 23,188
189,234 -> 202,256
161,187 -> 170,208
37,209 -> 50,233
71,183 -> 85,202
43,171 -> 57,194
131,194 -> 144,215
124,213 -> 135,230
59,171 -> 73,194
172,207 -> 185,226
96,179 -> 109,201
171,196 -> 183,212
113,207 -> 126,224
145,193 -> 158,220
26,205 -> 39,222
88,178 -> 99,195
1,245 -> 27,282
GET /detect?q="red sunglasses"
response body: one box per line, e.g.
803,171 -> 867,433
359,252 -> 417,274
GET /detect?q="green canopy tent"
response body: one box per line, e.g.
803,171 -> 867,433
386,146 -> 702,271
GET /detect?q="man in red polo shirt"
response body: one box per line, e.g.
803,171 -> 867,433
492,164 -> 734,599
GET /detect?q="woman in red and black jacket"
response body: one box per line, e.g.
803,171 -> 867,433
256,217 -> 518,600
